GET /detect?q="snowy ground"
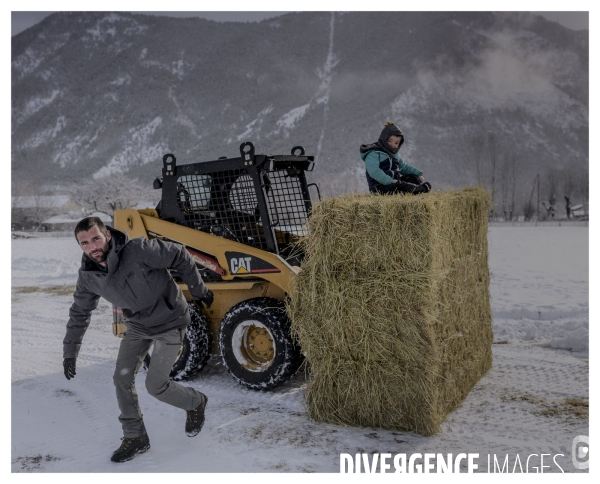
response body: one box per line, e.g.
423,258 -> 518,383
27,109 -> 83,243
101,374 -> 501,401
11,226 -> 589,473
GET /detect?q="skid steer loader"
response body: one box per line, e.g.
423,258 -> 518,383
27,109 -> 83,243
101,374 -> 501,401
112,142 -> 319,391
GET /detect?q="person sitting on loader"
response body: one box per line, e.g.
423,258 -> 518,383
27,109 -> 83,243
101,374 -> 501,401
360,121 -> 432,195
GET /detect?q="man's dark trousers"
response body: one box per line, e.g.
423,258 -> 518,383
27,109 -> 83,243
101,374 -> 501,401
114,319 -> 202,438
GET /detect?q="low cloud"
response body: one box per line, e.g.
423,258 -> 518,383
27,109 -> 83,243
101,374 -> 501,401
405,31 -> 581,114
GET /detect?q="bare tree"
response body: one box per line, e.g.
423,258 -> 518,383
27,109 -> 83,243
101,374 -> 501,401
523,173 -> 540,222
30,186 -> 59,231
541,168 -> 558,220
487,133 -> 498,217
11,178 -> 60,231
561,169 -> 575,219
541,199 -> 556,220
471,132 -> 486,185
11,177 -> 27,230
522,199 -> 535,221
564,195 -> 572,219
500,152 -> 518,221
574,169 -> 589,210
66,174 -> 158,220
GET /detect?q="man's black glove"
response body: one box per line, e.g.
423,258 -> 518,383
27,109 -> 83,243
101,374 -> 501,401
195,289 -> 214,309
63,358 -> 77,380
413,182 -> 432,194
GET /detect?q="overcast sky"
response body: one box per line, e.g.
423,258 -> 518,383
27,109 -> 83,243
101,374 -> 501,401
11,10 -> 590,37
10,11 -> 289,36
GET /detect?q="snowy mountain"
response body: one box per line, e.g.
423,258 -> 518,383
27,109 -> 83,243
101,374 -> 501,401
12,11 -> 588,198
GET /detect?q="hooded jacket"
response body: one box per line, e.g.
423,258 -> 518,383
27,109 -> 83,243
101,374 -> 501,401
63,227 -> 209,358
377,123 -> 405,155
360,144 -> 423,192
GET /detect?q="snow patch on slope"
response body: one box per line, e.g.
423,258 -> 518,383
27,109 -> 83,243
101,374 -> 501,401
14,90 -> 61,125
103,92 -> 118,102
123,22 -> 148,36
275,104 -> 311,134
235,106 -> 274,142
11,47 -> 43,79
168,87 -> 198,136
12,33 -> 71,81
24,116 -> 67,150
93,117 -> 166,178
141,59 -> 175,73
85,13 -> 133,42
53,129 -> 102,168
110,74 -> 131,86
139,46 -> 190,75
86,25 -> 116,41
172,51 -> 191,80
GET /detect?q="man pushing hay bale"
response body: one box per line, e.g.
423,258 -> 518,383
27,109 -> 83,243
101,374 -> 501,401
289,187 -> 492,436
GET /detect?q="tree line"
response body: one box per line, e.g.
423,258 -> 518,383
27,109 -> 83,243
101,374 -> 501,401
11,175 -> 158,232
470,133 -> 588,221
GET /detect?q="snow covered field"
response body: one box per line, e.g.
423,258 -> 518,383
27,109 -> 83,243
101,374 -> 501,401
11,226 -> 589,473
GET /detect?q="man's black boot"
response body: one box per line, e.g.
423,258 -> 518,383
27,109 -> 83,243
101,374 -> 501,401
185,393 -> 208,437
110,434 -> 150,463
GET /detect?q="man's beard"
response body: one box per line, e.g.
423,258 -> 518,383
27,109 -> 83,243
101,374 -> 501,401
90,241 -> 110,264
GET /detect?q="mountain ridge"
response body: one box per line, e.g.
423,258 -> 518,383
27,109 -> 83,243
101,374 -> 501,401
12,11 -> 588,206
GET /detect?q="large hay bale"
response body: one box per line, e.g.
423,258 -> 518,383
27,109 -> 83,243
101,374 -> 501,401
289,187 -> 492,436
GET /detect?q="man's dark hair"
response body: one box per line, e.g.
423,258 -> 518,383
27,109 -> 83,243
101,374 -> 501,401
74,217 -> 108,241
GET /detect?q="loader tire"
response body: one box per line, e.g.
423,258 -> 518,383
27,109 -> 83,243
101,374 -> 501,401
219,297 -> 303,391
143,302 -> 211,381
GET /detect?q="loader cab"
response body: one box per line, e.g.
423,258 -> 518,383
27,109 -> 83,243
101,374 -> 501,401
154,142 -> 319,266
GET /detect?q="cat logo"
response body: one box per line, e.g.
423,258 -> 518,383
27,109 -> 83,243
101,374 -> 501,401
225,251 -> 281,275
230,256 -> 253,274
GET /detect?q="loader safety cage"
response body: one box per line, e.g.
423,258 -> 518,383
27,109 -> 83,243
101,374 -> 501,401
154,142 -> 318,258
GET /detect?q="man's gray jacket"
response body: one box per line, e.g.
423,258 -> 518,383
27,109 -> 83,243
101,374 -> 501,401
63,227 -> 210,358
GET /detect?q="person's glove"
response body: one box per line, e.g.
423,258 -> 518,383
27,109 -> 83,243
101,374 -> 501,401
63,358 -> 77,380
413,182 -> 432,194
195,289 -> 214,309
400,174 -> 422,185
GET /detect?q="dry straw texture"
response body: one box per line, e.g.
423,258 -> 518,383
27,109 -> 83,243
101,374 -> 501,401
288,187 -> 492,435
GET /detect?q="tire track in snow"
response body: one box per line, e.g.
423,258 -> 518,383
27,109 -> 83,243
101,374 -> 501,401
12,364 -> 121,471
436,343 -> 588,470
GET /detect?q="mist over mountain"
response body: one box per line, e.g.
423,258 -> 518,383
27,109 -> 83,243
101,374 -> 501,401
12,11 -> 588,208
